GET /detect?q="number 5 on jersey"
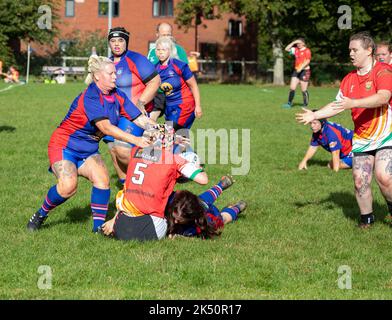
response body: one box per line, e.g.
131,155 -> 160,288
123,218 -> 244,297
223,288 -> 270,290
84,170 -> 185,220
131,163 -> 148,185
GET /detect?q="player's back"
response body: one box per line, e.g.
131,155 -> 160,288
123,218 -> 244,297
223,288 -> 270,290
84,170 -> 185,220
123,147 -> 184,218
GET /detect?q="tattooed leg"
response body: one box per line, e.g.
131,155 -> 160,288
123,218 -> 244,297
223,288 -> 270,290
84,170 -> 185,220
51,160 -> 78,198
352,155 -> 375,214
374,148 -> 392,202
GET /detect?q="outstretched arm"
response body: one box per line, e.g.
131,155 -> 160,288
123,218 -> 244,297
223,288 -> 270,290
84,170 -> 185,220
296,103 -> 345,125
298,145 -> 318,170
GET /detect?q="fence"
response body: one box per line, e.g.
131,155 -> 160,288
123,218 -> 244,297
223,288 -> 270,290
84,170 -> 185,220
197,59 -> 353,85
28,55 -> 352,86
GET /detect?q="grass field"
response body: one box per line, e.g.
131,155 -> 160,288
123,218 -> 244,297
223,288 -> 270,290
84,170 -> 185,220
1,82 -> 392,300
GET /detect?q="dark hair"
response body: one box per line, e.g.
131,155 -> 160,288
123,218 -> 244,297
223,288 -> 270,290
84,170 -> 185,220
108,27 -> 130,47
311,109 -> 326,125
350,31 -> 376,54
165,190 -> 221,239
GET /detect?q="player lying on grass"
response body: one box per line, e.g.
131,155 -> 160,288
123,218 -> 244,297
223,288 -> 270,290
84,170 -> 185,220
296,32 -> 392,229
27,56 -> 157,233
298,115 -> 353,172
101,124 -> 208,241
165,176 -> 247,239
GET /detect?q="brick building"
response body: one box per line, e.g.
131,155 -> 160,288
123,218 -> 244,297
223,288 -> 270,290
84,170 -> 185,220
53,0 -> 257,61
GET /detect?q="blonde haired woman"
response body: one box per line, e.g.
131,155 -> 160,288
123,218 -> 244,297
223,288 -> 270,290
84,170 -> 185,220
155,36 -> 202,131
27,56 -> 156,233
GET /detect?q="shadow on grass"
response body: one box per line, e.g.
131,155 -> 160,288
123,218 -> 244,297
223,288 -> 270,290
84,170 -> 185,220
308,159 -> 329,168
296,191 -> 390,225
0,125 -> 16,133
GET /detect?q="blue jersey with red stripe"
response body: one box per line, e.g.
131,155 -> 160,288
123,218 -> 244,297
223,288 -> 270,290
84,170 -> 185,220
112,50 -> 158,112
310,121 -> 353,158
48,82 -> 141,156
155,58 -> 194,107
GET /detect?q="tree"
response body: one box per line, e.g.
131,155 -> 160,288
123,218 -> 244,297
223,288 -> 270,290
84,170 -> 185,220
0,0 -> 60,66
175,0 -> 385,85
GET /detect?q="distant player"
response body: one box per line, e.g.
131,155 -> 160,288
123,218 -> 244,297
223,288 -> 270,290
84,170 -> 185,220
105,27 -> 161,185
376,41 -> 392,65
147,22 -> 189,65
155,37 -> 202,131
282,38 -> 311,109
298,117 -> 353,172
101,124 -> 208,241
296,32 -> 392,229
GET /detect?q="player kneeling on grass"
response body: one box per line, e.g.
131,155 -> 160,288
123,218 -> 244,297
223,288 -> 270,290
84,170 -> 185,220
101,124 -> 208,241
165,176 -> 247,239
298,114 -> 353,172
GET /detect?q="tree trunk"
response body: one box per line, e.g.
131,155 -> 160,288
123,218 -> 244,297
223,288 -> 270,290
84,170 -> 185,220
272,39 -> 284,85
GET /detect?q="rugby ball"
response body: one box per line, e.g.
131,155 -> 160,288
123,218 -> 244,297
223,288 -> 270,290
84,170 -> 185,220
179,151 -> 201,167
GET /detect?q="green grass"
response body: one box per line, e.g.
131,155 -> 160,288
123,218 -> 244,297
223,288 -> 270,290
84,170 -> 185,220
1,83 -> 392,299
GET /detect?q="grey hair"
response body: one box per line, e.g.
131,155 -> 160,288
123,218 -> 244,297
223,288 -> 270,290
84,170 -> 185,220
85,55 -> 114,85
155,36 -> 179,60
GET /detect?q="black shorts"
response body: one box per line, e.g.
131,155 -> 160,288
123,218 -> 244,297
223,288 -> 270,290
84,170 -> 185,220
353,146 -> 392,157
152,91 -> 166,115
291,69 -> 311,82
113,212 -> 159,241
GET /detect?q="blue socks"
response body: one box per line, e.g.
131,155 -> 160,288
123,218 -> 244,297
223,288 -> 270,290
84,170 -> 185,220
38,185 -> 68,217
91,186 -> 110,232
198,185 -> 223,206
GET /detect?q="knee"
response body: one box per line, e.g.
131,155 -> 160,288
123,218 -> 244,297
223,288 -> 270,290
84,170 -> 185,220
113,146 -> 131,164
353,174 -> 365,192
57,179 -> 78,198
375,172 -> 392,189
90,172 -> 110,189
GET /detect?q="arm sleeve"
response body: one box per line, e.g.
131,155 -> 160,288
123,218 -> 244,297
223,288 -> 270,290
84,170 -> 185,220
181,63 -> 194,81
310,135 -> 319,147
375,67 -> 392,92
115,91 -> 142,121
306,48 -> 312,60
83,94 -> 108,124
325,128 -> 342,152
133,53 -> 158,84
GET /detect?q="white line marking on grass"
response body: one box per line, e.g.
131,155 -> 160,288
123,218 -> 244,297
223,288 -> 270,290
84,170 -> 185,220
0,83 -> 25,93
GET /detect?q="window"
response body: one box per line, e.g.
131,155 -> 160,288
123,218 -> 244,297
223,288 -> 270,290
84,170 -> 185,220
228,20 -> 243,37
153,0 -> 173,17
65,0 -> 74,17
98,0 -> 119,17
200,43 -> 217,60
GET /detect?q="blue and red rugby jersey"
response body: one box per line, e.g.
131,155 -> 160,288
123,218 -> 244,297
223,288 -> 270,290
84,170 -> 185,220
48,82 -> 141,158
112,50 -> 158,113
155,58 -> 195,107
310,121 -> 353,158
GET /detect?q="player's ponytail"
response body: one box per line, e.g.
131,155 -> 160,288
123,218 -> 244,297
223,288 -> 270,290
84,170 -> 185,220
85,55 -> 114,85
